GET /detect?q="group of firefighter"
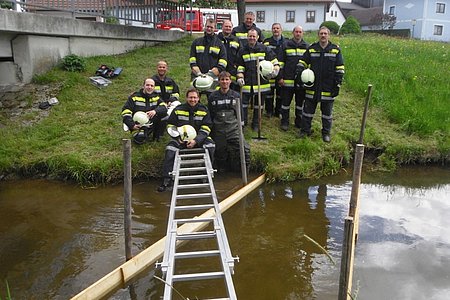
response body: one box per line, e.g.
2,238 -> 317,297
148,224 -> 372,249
121,11 -> 344,192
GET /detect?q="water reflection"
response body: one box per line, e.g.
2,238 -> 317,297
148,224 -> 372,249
355,184 -> 450,300
0,167 -> 449,299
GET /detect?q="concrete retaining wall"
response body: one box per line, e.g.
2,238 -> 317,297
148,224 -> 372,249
0,9 -> 184,85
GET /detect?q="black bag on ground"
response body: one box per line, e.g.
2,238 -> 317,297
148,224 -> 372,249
95,65 -> 119,78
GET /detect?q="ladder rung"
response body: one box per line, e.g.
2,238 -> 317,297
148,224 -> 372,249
175,217 -> 215,223
172,271 -> 225,282
176,192 -> 212,199
179,154 -> 204,159
180,159 -> 205,165
174,249 -> 220,259
177,231 -> 216,240
180,148 -> 204,153
175,204 -> 214,211
178,174 -> 208,180
177,183 -> 210,189
179,166 -> 207,172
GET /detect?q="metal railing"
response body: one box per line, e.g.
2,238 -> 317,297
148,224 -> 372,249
3,0 -> 187,29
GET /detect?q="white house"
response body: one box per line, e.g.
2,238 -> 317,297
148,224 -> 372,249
384,0 -> 450,41
240,0 -> 334,31
326,1 -> 347,26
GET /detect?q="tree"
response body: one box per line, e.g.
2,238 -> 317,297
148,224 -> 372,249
236,0 -> 245,24
181,0 -> 236,8
340,16 -> 361,34
320,21 -> 340,35
370,13 -> 397,30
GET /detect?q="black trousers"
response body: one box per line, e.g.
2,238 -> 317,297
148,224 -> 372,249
300,98 -> 334,135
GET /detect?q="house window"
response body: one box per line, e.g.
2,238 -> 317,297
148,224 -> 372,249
286,11 -> 295,23
389,5 -> 395,15
306,10 -> 315,23
434,25 -> 443,35
256,11 -> 265,23
436,3 -> 446,13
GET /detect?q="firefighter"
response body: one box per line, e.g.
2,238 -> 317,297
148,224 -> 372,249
236,29 -> 279,131
208,71 -> 250,172
297,26 -> 345,142
151,60 -> 180,139
121,78 -> 167,144
189,18 -> 227,98
263,23 -> 285,118
232,11 -> 264,43
278,25 -> 309,131
217,19 -> 241,91
158,88 -> 215,192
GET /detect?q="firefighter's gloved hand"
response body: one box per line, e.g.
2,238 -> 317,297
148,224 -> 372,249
269,68 -> 279,79
237,78 -> 245,87
331,84 -> 341,97
207,70 -> 218,80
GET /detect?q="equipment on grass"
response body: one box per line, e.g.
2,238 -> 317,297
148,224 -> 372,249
178,125 -> 197,142
259,60 -> 274,79
301,68 -> 315,88
192,74 -> 214,91
133,111 -> 149,125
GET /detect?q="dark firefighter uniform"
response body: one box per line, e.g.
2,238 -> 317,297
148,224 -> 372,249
121,89 -> 168,144
263,35 -> 285,117
279,37 -> 309,128
232,23 -> 264,43
161,102 -> 215,181
189,33 -> 227,95
297,41 -> 345,136
217,32 -> 241,90
151,74 -> 180,104
236,42 -> 278,127
151,74 -> 180,138
208,89 -> 250,172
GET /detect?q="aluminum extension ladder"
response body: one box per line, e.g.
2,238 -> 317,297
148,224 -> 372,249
158,147 -> 238,300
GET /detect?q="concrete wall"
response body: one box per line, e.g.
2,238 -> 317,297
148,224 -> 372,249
0,9 -> 184,85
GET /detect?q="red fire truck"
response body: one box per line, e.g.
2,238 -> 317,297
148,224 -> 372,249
156,9 -> 204,31
156,8 -> 237,32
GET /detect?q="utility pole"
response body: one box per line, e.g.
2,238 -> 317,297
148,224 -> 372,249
237,0 -> 245,25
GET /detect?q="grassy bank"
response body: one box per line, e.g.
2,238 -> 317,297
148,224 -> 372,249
0,33 -> 448,184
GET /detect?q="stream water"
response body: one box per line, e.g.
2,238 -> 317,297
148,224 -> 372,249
0,166 -> 449,299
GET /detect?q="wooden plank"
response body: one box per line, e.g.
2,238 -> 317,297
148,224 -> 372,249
338,216 -> 355,300
71,174 -> 266,300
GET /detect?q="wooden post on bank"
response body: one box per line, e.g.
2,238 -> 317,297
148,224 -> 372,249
338,85 -> 373,300
123,139 -> 132,261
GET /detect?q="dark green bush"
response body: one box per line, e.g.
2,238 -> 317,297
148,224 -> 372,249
1,1 -> 13,9
340,16 -> 362,34
320,21 -> 340,35
61,54 -> 86,72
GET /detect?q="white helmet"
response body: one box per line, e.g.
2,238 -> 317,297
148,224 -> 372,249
301,68 -> 315,88
259,60 -> 274,78
133,111 -> 149,125
192,74 -> 214,91
178,125 -> 197,142
167,100 -> 181,116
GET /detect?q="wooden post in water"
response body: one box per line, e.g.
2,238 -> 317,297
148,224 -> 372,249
338,217 -> 355,300
338,84 -> 373,299
123,139 -> 132,261
237,90 -> 248,185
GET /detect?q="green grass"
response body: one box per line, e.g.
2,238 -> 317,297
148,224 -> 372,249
0,33 -> 448,184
